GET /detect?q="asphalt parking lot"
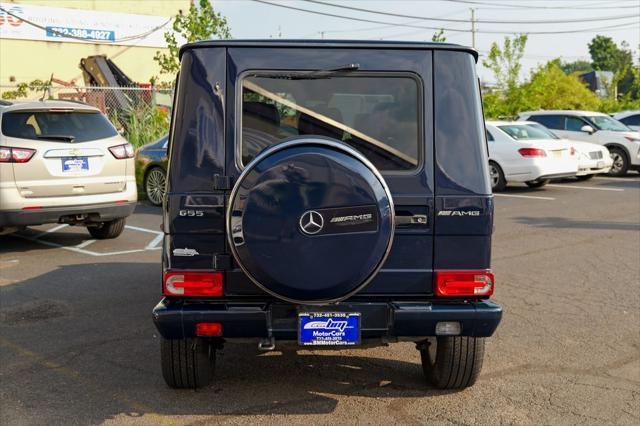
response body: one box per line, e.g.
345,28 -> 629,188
1,176 -> 639,425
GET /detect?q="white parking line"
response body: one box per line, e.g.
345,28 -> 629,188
12,224 -> 164,256
494,193 -> 556,200
546,184 -> 624,192
33,224 -> 68,239
75,239 -> 97,249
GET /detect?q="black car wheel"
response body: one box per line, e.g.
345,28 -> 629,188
161,337 -> 215,389
489,161 -> 506,192
419,336 -> 485,389
525,179 -> 549,188
608,147 -> 629,177
87,218 -> 126,239
145,167 -> 166,206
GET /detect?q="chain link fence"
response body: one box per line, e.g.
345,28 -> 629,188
0,85 -> 173,148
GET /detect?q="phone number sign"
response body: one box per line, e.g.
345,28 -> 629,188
46,26 -> 115,42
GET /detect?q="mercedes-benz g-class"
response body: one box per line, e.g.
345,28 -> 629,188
153,40 -> 502,390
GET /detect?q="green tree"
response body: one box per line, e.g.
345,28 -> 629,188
483,34 -> 528,92
559,59 -> 592,75
154,0 -> 231,76
431,29 -> 446,42
522,60 -> 600,111
481,34 -> 528,118
588,35 -> 634,96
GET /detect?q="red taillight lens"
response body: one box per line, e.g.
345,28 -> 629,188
518,148 -> 546,157
435,270 -> 494,297
0,146 -> 36,163
196,322 -> 223,337
109,143 -> 134,159
163,271 -> 223,297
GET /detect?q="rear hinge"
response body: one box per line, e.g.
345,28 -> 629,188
212,174 -> 233,191
213,253 -> 232,270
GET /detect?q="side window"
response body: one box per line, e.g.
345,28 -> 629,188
565,116 -> 586,131
621,114 -> 640,126
486,130 -> 495,142
528,114 -> 563,130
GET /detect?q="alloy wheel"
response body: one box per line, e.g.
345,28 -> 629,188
145,168 -> 166,206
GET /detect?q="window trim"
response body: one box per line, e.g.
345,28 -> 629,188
234,70 -> 425,175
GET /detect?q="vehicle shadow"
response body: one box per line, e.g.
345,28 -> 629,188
515,216 -> 640,231
0,262 -> 453,424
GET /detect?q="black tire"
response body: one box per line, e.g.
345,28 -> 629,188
607,147 -> 629,177
144,167 -> 166,207
525,179 -> 549,188
87,218 -> 126,239
160,337 -> 215,389
489,161 -> 506,192
420,336 -> 485,389
575,174 -> 594,181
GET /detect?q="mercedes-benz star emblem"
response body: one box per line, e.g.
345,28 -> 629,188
299,210 -> 324,235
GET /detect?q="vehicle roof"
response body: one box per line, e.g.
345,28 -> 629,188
180,39 -> 478,61
486,120 -> 536,126
0,99 -> 100,113
613,110 -> 640,118
519,110 -> 608,117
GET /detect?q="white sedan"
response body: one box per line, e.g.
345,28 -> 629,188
486,121 -> 578,191
526,123 -> 612,180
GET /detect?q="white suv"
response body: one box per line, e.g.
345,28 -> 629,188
0,100 -> 137,237
519,110 -> 640,176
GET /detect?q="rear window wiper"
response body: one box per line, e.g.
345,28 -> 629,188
258,63 -> 360,80
37,134 -> 76,142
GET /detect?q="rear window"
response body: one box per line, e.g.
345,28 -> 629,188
1,110 -> 117,142
498,124 -> 556,140
239,73 -> 420,171
620,114 -> 640,126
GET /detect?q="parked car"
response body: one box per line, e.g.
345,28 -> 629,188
135,134 -> 168,206
0,100 -> 136,237
486,121 -> 578,191
153,40 -> 502,390
526,122 -> 612,180
519,110 -> 640,176
613,110 -> 640,131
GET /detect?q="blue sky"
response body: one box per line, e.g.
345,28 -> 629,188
212,0 -> 639,83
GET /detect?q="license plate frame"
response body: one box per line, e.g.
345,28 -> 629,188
298,312 -> 361,346
62,157 -> 89,172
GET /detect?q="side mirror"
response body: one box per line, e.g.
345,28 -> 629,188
580,125 -> 595,134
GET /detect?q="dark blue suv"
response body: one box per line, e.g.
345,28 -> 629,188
153,40 -> 502,390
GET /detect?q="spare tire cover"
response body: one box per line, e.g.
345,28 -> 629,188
227,138 -> 394,304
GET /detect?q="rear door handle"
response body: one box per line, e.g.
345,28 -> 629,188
395,214 -> 428,226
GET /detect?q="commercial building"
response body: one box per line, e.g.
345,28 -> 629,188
0,0 -> 190,86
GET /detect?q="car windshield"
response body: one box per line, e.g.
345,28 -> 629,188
587,115 -> 630,132
498,124 -> 555,140
1,110 -> 117,142
527,123 -> 560,139
240,73 -> 420,171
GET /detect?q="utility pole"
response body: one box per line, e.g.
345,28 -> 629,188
470,8 -> 476,49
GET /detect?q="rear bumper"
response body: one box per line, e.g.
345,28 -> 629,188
152,299 -> 503,341
0,201 -> 136,227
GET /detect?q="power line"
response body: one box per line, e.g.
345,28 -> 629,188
442,0 -> 640,9
301,0 -> 638,24
251,1 -> 639,35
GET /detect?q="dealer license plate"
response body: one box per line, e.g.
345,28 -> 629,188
62,157 -> 89,172
299,312 -> 360,346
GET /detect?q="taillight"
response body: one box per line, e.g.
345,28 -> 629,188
108,143 -> 135,159
163,271 -> 223,297
0,146 -> 36,163
435,270 -> 494,297
570,147 -> 576,156
518,148 -> 546,157
196,322 -> 223,337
